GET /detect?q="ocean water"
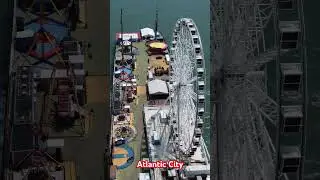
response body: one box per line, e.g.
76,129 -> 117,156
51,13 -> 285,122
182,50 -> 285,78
110,0 -> 211,146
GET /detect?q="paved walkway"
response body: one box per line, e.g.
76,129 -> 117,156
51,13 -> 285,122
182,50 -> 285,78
116,42 -> 148,180
62,0 -> 110,179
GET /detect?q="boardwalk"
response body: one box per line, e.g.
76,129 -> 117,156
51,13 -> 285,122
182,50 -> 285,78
116,42 -> 149,180
62,0 -> 110,179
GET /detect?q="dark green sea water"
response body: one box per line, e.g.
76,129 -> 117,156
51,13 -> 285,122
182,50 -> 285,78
110,0 -> 211,146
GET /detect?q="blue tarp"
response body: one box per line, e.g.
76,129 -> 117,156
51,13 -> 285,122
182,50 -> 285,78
114,67 -> 133,80
22,19 -> 68,60
35,43 -> 54,55
25,20 -> 68,42
119,67 -> 132,75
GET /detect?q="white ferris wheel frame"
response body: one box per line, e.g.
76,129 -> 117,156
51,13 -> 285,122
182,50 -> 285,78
168,18 -> 206,158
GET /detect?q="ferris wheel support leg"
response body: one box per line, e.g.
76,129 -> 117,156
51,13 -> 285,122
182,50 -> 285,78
48,0 -> 63,17
212,72 -> 223,180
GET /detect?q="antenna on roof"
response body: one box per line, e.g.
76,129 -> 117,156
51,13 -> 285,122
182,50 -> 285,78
120,9 -> 123,41
120,9 -> 124,62
154,6 -> 159,40
130,36 -> 133,57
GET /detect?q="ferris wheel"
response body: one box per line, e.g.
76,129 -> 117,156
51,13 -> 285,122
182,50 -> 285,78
164,18 -> 206,160
211,1 -> 307,179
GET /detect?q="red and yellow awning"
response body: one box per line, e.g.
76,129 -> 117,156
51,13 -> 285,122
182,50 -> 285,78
149,42 -> 167,49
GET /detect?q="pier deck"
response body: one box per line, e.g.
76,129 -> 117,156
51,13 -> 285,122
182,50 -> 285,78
115,42 -> 149,180
61,0 -> 110,179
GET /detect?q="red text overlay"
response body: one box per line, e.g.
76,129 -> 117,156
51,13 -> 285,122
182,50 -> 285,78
136,160 -> 184,169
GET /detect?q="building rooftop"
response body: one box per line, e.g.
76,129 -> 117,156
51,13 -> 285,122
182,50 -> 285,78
147,79 -> 168,95
139,173 -> 151,180
140,27 -> 155,38
143,106 -> 210,178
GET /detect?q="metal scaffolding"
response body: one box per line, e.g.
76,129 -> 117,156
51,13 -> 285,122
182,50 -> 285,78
3,0 -> 89,179
211,0 -> 307,179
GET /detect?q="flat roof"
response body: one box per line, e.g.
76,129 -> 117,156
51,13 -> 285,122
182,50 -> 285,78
140,27 -> 155,37
147,79 -> 169,95
143,106 -> 209,164
139,173 -> 151,180
116,32 -> 141,41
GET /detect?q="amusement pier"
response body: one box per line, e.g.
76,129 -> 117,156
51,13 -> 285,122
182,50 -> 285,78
110,15 -> 210,180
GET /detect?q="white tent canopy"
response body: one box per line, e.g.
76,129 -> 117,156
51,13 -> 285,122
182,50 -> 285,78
147,79 -> 168,95
140,27 -> 155,38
